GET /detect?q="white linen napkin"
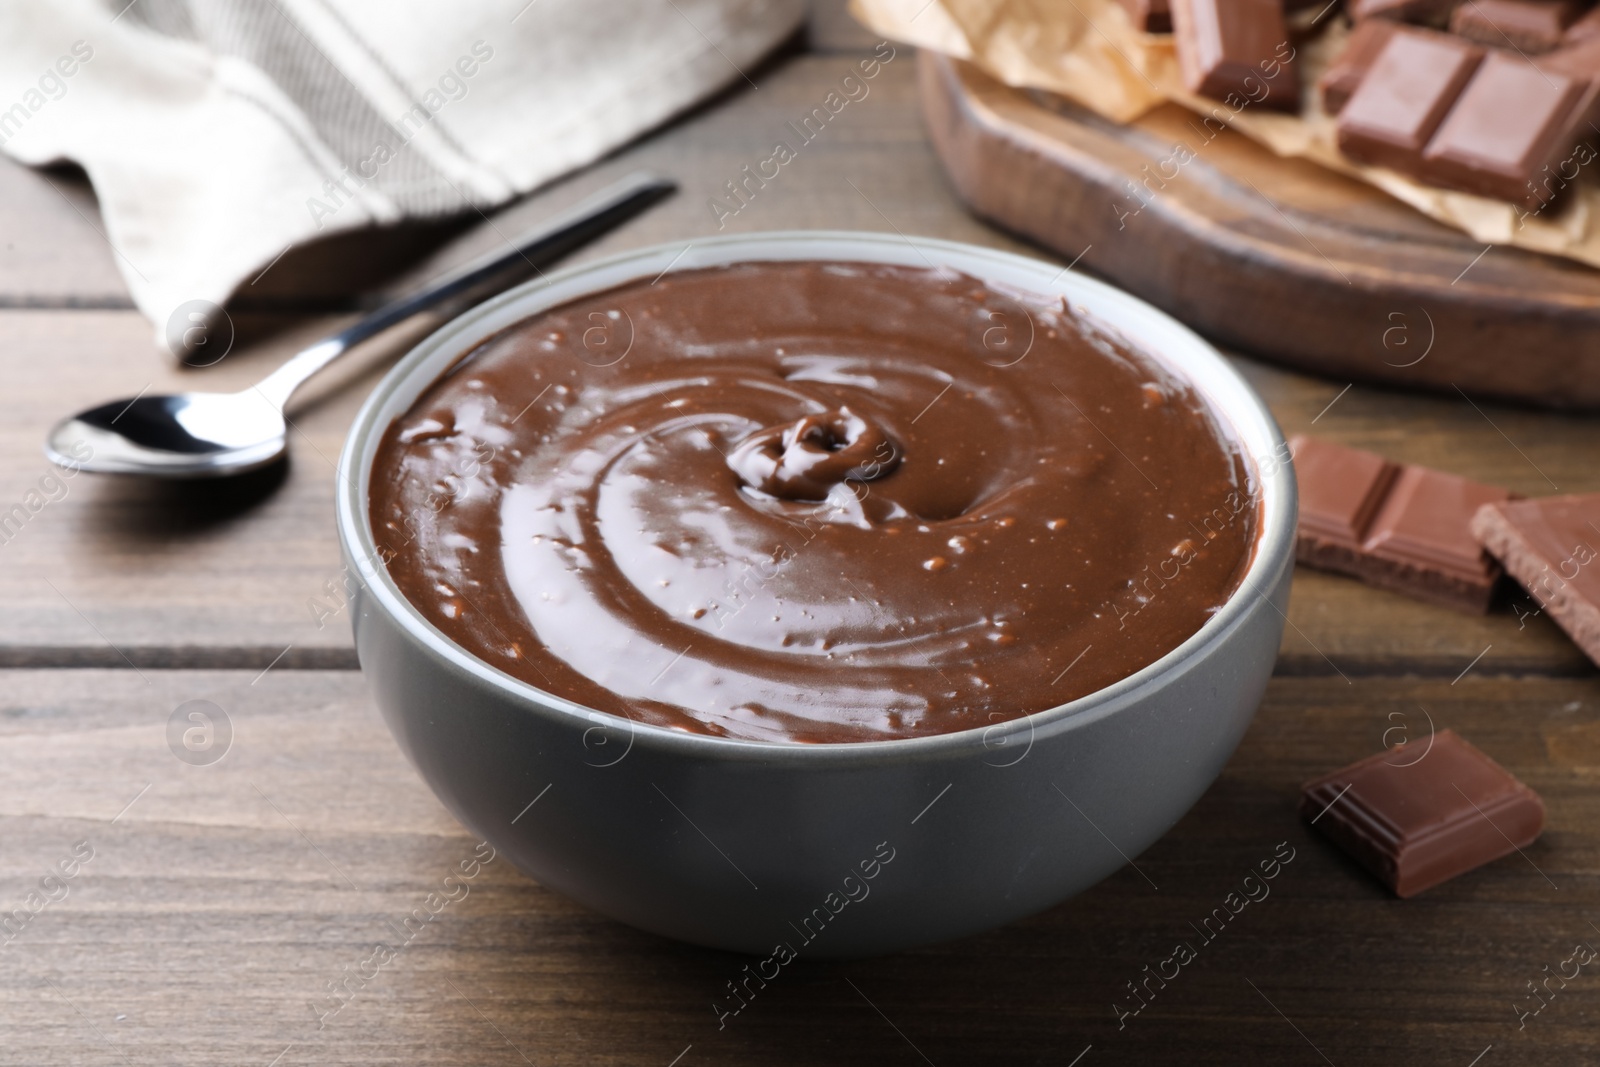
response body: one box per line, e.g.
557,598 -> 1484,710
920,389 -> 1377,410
0,0 -> 803,337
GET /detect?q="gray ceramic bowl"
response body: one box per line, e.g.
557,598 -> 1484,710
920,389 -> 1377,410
336,231 -> 1296,958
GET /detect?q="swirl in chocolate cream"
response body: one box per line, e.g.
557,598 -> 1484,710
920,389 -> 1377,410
369,262 -> 1258,743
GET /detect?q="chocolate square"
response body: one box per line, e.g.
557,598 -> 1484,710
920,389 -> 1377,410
1172,0 -> 1301,110
1289,435 -> 1509,611
1473,493 -> 1600,666
1420,53 -> 1597,206
1292,435 -> 1397,547
1301,730 -> 1545,897
1361,464 -> 1512,608
1338,31 -> 1485,172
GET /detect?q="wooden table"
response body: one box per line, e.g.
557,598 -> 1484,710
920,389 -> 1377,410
3,6 -> 1597,1065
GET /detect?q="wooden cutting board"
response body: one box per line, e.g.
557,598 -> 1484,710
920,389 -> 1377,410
918,52 -> 1600,410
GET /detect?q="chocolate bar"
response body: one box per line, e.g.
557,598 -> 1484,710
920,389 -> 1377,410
1420,53 -> 1599,206
1171,0 -> 1301,110
1337,31 -> 1484,172
1320,19 -> 1401,114
1120,0 -> 1174,33
1301,730 -> 1545,898
1289,434 -> 1512,612
1449,0 -> 1586,53
1472,494 -> 1600,666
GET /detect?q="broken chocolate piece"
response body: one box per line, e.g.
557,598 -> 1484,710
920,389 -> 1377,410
1289,434 -> 1511,612
1171,0 -> 1301,110
1337,31 -> 1484,172
1420,52 -> 1599,206
1449,0 -> 1584,53
1320,19 -> 1401,114
1301,729 -> 1545,898
1472,494 -> 1600,667
1361,465 -> 1513,609
1120,0 -> 1174,33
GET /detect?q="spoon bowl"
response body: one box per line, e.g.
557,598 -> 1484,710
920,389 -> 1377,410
46,391 -> 289,477
42,172 -> 675,479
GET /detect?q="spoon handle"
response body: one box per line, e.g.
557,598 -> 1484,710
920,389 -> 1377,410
252,171 -> 676,410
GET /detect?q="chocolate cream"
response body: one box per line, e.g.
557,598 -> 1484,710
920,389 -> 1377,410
368,261 -> 1258,743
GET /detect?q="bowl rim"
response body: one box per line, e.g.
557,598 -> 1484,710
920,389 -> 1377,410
336,230 -> 1296,763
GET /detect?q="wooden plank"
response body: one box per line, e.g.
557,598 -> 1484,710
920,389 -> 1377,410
1,668 -> 1595,1064
918,52 -> 1600,409
0,163 -> 130,308
0,309 -> 376,660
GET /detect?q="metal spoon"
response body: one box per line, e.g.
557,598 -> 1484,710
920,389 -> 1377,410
44,171 -> 675,478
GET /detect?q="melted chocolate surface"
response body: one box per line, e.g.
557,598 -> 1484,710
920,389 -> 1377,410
369,262 -> 1257,742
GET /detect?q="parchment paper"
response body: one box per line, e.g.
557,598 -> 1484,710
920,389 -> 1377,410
852,0 -> 1600,269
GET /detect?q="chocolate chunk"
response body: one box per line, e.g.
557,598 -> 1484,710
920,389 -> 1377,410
1337,31 -> 1484,172
1289,435 -> 1511,612
1472,494 -> 1600,666
1449,0 -> 1585,53
1120,0 -> 1174,33
1320,19 -> 1401,114
1301,730 -> 1545,898
1171,0 -> 1301,110
1335,29 -> 1599,205
1420,53 -> 1599,206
